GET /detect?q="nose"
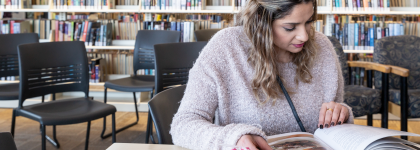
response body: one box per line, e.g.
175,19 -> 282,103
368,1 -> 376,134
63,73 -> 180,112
295,26 -> 309,42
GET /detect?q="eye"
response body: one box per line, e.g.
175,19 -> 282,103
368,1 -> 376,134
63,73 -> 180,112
284,27 -> 295,31
306,20 -> 314,24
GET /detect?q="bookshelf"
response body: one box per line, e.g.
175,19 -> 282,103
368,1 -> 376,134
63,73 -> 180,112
2,0 -> 419,112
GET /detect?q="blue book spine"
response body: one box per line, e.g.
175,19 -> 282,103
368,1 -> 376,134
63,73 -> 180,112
95,65 -> 99,83
369,28 -> 374,48
354,23 -> 359,49
145,69 -> 149,75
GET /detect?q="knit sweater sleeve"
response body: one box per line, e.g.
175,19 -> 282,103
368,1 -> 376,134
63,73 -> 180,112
170,28 -> 266,150
316,32 -> 354,124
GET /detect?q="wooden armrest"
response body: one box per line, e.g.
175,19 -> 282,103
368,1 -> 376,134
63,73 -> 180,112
387,65 -> 410,77
347,61 -> 391,73
347,61 -> 370,68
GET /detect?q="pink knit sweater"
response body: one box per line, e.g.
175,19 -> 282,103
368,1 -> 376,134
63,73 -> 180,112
170,26 -> 354,149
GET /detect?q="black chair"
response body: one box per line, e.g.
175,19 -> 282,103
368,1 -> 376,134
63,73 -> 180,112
0,33 -> 38,101
147,41 -> 207,144
194,29 -> 221,41
100,30 -> 180,142
0,132 -> 17,150
328,37 -> 391,127
148,85 -> 186,144
12,41 -> 116,150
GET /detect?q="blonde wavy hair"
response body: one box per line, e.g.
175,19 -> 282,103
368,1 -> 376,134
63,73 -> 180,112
236,0 -> 319,104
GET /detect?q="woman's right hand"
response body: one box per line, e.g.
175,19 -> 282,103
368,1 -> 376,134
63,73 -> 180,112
236,134 -> 273,150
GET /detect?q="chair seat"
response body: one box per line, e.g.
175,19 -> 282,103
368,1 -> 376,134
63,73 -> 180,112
0,83 -> 19,100
389,89 -> 420,118
344,85 -> 382,117
104,75 -> 155,92
16,98 -> 116,125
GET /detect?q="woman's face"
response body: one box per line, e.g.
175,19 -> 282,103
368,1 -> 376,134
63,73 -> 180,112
272,2 -> 314,54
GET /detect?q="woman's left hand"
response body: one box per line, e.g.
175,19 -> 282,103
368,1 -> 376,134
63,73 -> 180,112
318,101 -> 349,129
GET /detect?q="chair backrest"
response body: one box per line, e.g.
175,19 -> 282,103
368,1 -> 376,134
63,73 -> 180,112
327,36 -> 349,85
0,132 -> 17,150
133,30 -> 181,74
373,35 -> 420,90
17,41 -> 89,108
194,29 -> 221,41
0,33 -> 39,78
154,42 -> 207,94
148,85 -> 186,144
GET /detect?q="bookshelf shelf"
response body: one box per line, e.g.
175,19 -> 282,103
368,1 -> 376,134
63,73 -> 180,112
86,46 -> 134,49
0,8 -> 49,12
140,9 -> 236,13
344,50 -> 374,53
49,9 -> 140,12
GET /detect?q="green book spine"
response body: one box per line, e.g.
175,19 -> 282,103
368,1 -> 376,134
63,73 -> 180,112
70,21 -> 74,41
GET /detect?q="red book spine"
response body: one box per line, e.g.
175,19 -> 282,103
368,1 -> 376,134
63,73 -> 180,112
81,21 -> 89,41
10,21 -> 14,34
55,21 -> 59,41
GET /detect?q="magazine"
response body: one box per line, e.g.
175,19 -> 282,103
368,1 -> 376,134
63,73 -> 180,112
267,124 -> 420,150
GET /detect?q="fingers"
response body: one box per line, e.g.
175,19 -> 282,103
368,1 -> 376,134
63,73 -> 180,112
330,104 -> 342,127
252,135 -> 273,150
323,103 -> 333,128
319,102 -> 349,129
236,135 -> 259,150
338,106 -> 348,125
318,103 -> 327,129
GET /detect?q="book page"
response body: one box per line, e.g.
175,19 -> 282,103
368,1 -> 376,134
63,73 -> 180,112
269,137 -> 333,150
314,124 -> 420,150
267,133 -> 333,150
365,137 -> 420,150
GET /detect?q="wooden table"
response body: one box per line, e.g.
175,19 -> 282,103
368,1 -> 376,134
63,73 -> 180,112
107,143 -> 189,150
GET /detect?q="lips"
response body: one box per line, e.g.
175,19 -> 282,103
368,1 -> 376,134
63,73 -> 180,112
293,43 -> 305,48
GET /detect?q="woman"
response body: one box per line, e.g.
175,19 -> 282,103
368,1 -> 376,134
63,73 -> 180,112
170,0 -> 354,149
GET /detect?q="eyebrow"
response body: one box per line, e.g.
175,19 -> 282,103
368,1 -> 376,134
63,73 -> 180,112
282,17 -> 314,25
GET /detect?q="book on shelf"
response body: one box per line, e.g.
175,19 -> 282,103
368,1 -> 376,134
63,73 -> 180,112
142,0 -> 203,10
267,124 -> 420,150
0,20 -> 33,34
331,0 -> 391,11
315,14 -> 420,50
52,0 -> 115,9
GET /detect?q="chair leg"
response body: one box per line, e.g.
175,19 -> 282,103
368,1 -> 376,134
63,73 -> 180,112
100,87 -> 108,139
112,113 -> 116,143
85,121 -> 91,150
367,114 -> 373,126
11,109 -> 16,137
145,90 -> 155,144
46,125 -> 60,148
41,124 -> 46,150
145,111 -> 152,143
101,91 -> 139,139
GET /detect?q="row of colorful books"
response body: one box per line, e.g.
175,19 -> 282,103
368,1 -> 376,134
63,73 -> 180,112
52,0 -> 114,9
87,50 -> 155,76
142,0 -> 203,10
315,15 -> 420,50
332,0 -> 391,11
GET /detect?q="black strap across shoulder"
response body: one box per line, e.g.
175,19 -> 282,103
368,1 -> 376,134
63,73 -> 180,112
276,76 -> 306,132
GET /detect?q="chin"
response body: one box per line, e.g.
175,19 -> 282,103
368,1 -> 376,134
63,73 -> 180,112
288,47 -> 304,53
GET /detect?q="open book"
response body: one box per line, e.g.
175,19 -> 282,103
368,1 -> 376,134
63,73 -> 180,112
267,124 -> 420,150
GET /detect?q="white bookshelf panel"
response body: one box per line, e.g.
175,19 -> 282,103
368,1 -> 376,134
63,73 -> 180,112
140,9 -> 235,13
86,46 -> 134,49
49,8 -> 139,12
344,50 -> 374,53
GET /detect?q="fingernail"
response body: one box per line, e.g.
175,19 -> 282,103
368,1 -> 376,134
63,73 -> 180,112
331,122 -> 335,126
338,121 -> 342,125
246,148 -> 250,150
320,124 -> 323,129
325,124 -> 329,128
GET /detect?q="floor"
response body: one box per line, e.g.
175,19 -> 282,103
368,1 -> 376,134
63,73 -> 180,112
0,109 -> 151,150
1,108 -> 420,150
